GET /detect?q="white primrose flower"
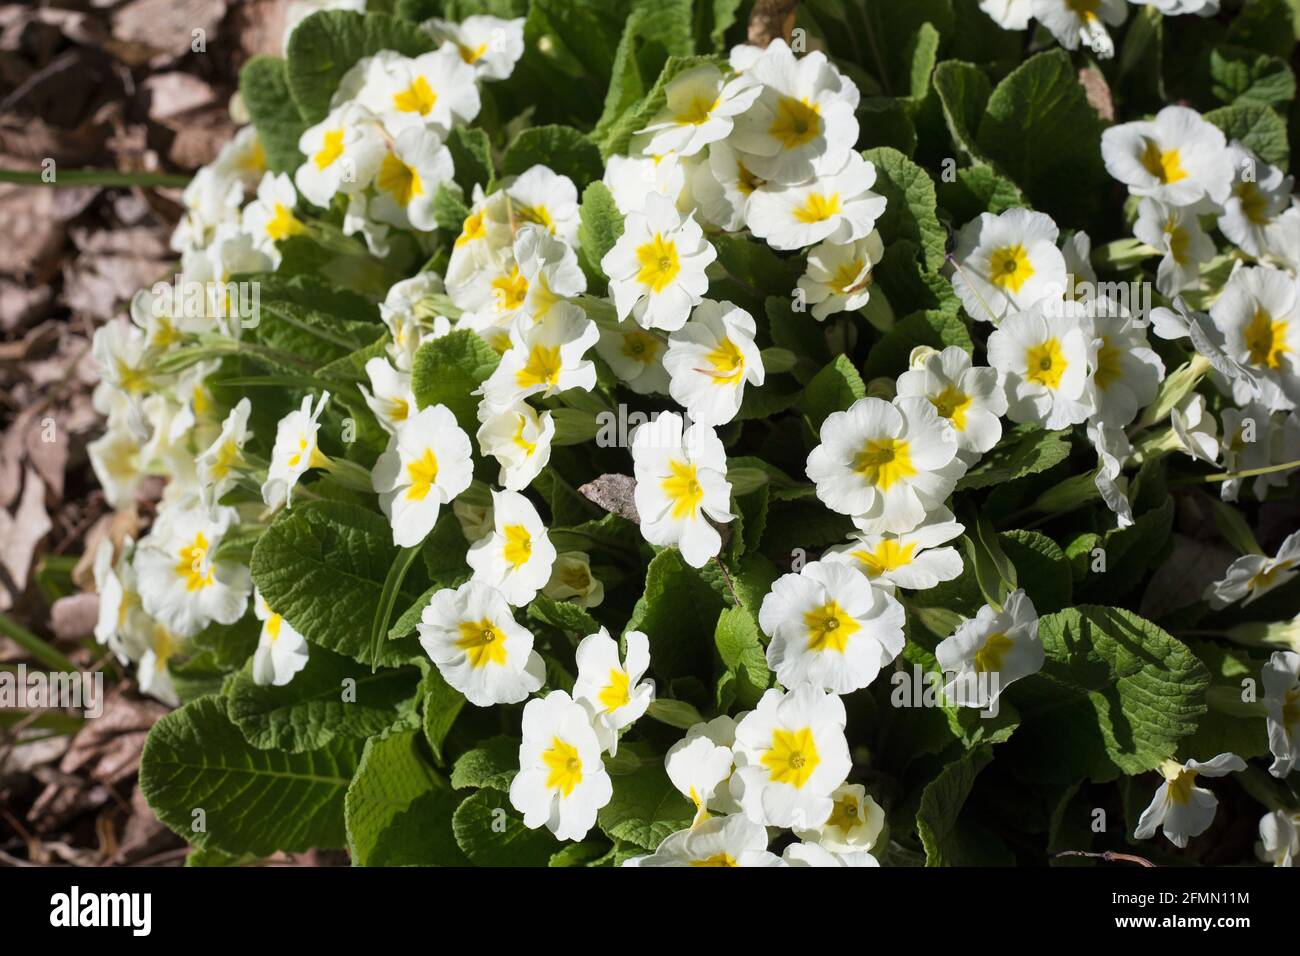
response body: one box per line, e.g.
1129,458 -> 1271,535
730,684 -> 852,829
452,498 -> 494,544
1142,0 -> 1220,13
263,391 -> 331,510
195,397 -> 253,504
476,400 -> 554,491
1031,0 -> 1127,58
1101,105 -> 1233,208
294,102 -> 385,208
1209,265 -> 1300,412
1204,531 -> 1300,609
895,346 -> 1007,459
1219,405 -> 1300,502
88,424 -> 145,510
594,315 -> 671,395
422,15 -> 526,81
603,192 -> 716,333
134,505 -> 251,639
636,63 -> 760,157
792,783 -> 885,854
171,164 -> 243,253
665,715 -> 742,820
1219,143 -> 1293,258
692,141 -> 765,232
372,404 -> 475,548
338,48 -> 480,134
251,588 -> 310,687
1257,810 -> 1300,867
511,223 -> 587,321
283,0 -> 365,53
1151,297 -> 1262,399
624,813 -> 781,867
572,628 -> 655,755
381,271 -> 452,370
603,152 -> 688,217
797,233 -> 884,321
729,39 -> 860,185
1133,198 -> 1215,298
664,299 -> 765,426
92,319 -> 152,428
465,489 -> 557,606
1084,309 -> 1166,427
1170,392 -> 1220,464
987,302 -> 1094,430
1133,754 -> 1246,848
1061,229 -> 1099,297
417,579 -> 546,706
359,356 -> 416,436
782,843 -> 879,867
979,0 -> 1033,29
479,301 -> 599,407
240,172 -> 306,262
370,126 -> 454,232
630,411 -> 734,568
823,506 -> 965,593
489,165 -> 582,246
949,208 -> 1068,324
1088,419 -> 1134,529
1262,651 -> 1300,778
936,589 -> 1044,709
136,622 -> 184,707
758,560 -> 905,695
542,551 -> 604,609
746,152 -> 887,252
510,690 -> 613,842
92,538 -> 150,665
806,397 -> 965,533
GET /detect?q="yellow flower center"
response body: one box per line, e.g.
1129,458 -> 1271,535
491,265 -> 529,313
1065,0 -> 1101,20
458,42 -> 488,64
705,337 -> 745,386
516,343 -> 563,390
512,416 -> 537,455
266,203 -> 305,242
405,448 -> 440,501
514,203 -> 554,232
1282,687 -> 1300,731
852,539 -> 917,577
769,96 -> 821,148
1165,766 -> 1198,805
852,438 -> 916,490
690,852 -> 738,867
210,439 -> 241,480
542,736 -> 583,796
675,95 -> 720,126
803,600 -> 861,653
635,233 -> 682,293
392,75 -> 438,115
989,244 -> 1035,292
378,152 -> 424,207
266,613 -> 283,643
502,523 -> 532,568
830,259 -> 870,295
314,128 -> 345,170
1244,308 -> 1290,370
1140,140 -> 1188,185
761,727 -> 821,788
621,330 -> 661,365
457,209 -> 486,247
598,668 -> 631,712
826,793 -> 860,832
794,191 -> 842,224
176,532 -> 214,592
661,459 -> 704,520
1164,219 -> 1190,264
930,384 -> 972,429
455,618 -> 509,668
1093,335 -> 1124,391
1025,338 -> 1067,390
974,631 -> 1014,673
1235,182 -> 1269,224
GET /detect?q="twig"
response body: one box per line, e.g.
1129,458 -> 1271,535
1054,849 -> 1156,867
713,557 -> 744,610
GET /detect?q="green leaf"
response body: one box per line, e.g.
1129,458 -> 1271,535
345,729 -> 466,866
1000,530 -> 1071,614
577,181 -> 625,284
527,595 -> 600,635
250,501 -> 423,668
502,124 -> 605,190
645,698 -> 704,729
862,147 -> 946,272
937,165 -> 1027,222
1005,606 -> 1210,784
714,606 -> 770,709
239,57 -> 308,174
1205,101 -> 1290,167
976,50 -> 1109,226
916,746 -> 1012,866
410,328 -> 500,432
286,10 -> 434,123
446,126 -> 495,195
799,355 -> 867,431
932,60 -> 994,165
140,696 -> 363,856
862,309 -> 972,381
453,788 -> 557,866
625,548 -> 726,682
450,734 -> 519,791
421,665 -> 465,765
226,647 -> 420,753
1208,45 -> 1296,107
711,233 -> 802,299
596,748 -> 694,850
955,425 -> 1071,491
